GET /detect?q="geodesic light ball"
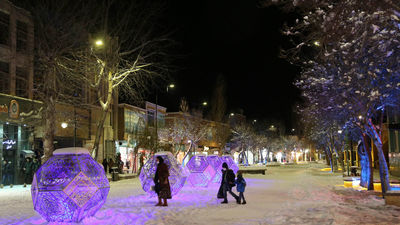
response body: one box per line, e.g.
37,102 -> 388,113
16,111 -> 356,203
186,154 -> 216,187
221,155 -> 239,174
140,151 -> 187,196
31,148 -> 110,223
206,155 -> 223,183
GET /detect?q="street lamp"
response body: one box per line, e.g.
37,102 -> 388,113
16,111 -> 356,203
338,130 -> 343,134
61,122 -> 68,129
95,39 -> 104,47
202,101 -> 208,106
313,40 -> 320,47
291,128 -> 295,132
230,113 -> 234,116
167,83 -> 175,92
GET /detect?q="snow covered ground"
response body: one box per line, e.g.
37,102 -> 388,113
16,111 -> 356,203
1,164 -> 400,225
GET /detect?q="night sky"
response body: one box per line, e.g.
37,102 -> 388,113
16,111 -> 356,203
155,1 -> 301,130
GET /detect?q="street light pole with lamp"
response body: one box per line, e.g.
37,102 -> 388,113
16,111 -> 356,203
154,83 -> 175,152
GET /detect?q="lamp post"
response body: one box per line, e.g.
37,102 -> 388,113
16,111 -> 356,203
155,84 -> 175,152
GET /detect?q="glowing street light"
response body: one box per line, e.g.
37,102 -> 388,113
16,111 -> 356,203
358,115 -> 363,120
230,113 -> 234,116
271,125 -> 275,128
61,122 -> 68,129
292,128 -> 295,132
167,83 -> 175,92
95,39 -> 104,46
253,119 -> 257,123
314,40 -> 320,47
202,101 -> 208,106
338,130 -> 343,134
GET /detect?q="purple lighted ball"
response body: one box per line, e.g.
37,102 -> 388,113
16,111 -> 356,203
31,148 -> 110,223
206,155 -> 223,183
186,154 -> 216,187
140,152 -> 187,196
220,155 -> 239,174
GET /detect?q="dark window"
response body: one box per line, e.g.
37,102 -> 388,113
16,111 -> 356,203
0,61 -> 10,94
148,110 -> 155,127
0,11 -> 9,45
16,21 -> 28,52
16,66 -> 28,98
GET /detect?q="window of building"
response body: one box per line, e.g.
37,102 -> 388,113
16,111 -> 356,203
0,11 -> 9,45
16,66 -> 28,98
147,110 -> 155,127
16,20 -> 28,52
0,61 -> 10,94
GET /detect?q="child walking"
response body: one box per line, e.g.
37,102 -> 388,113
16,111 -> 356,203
235,172 -> 246,204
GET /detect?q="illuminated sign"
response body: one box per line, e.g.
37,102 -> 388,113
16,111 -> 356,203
0,104 -> 7,113
9,100 -> 19,119
3,139 -> 16,149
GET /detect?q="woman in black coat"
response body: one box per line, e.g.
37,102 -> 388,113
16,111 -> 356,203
154,156 -> 171,206
217,162 -> 239,204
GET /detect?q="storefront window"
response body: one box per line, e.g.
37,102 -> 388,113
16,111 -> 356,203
1,124 -> 33,185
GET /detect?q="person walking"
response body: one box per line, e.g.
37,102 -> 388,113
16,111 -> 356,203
102,158 -> 108,174
5,160 -> 14,188
0,159 -> 7,189
23,157 -> 33,187
154,156 -> 171,207
235,172 -> 247,204
218,162 -> 240,204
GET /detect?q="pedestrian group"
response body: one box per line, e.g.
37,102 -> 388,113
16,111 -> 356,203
152,159 -> 247,207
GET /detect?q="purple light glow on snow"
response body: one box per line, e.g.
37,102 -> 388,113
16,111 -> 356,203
139,152 -> 187,196
186,155 -> 216,187
31,148 -> 110,223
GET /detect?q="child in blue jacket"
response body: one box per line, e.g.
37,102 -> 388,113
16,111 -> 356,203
235,172 -> 246,204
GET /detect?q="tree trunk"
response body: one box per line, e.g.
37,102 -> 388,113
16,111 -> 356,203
338,152 -> 345,174
93,108 -> 108,161
42,95 -> 56,163
361,134 -> 374,190
366,120 -> 391,193
181,142 -> 193,166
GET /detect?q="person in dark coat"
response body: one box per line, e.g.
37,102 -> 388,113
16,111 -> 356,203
5,160 -> 14,188
32,158 -> 40,174
235,172 -> 247,204
154,156 -> 171,206
102,158 -> 108,174
0,159 -> 6,188
108,158 -> 114,174
218,162 -> 240,204
23,157 -> 33,187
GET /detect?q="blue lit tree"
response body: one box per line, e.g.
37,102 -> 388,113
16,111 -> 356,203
268,0 -> 400,193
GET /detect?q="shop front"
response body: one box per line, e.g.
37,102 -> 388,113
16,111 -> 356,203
0,95 -> 41,186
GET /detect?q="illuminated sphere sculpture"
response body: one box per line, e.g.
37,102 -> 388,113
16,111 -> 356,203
31,148 -> 110,223
140,151 -> 187,196
186,154 -> 216,187
206,155 -> 223,183
221,155 -> 239,174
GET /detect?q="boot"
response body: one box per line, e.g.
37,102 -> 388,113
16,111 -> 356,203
10,184 -> 13,188
0,184 -> 3,189
23,183 -> 27,188
162,199 -> 168,207
155,198 -> 162,206
236,197 -> 241,204
221,200 -> 228,204
242,200 -> 247,205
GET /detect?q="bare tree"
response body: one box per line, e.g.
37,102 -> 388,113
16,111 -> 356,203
12,0 -> 99,162
67,0 -> 173,160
